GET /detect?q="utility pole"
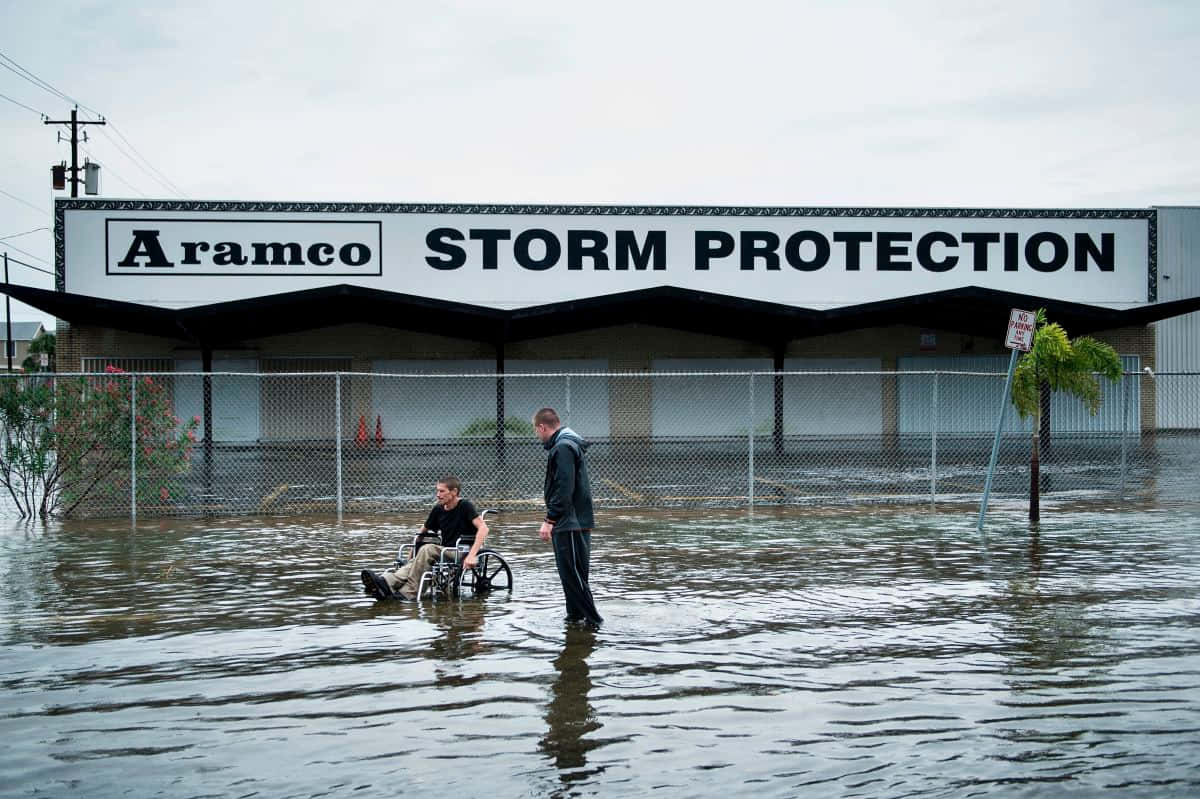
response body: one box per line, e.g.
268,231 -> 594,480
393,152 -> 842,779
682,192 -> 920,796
43,107 -> 106,197
4,252 -> 12,373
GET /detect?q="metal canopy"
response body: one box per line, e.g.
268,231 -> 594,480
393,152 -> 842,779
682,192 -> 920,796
5,282 -> 1200,349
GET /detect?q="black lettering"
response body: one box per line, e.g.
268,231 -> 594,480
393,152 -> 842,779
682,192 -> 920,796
339,243 -> 370,266
426,228 -> 465,270
1025,232 -> 1068,272
307,242 -> 334,266
961,232 -> 999,271
1075,232 -> 1114,272
616,230 -> 665,270
1004,232 -> 1019,271
916,232 -> 958,272
213,242 -> 247,266
567,230 -> 608,270
833,231 -> 871,270
180,241 -> 208,265
877,232 -> 912,271
740,231 -> 780,270
469,229 -> 511,270
251,242 -> 304,266
784,231 -> 830,271
117,229 -> 174,268
514,229 -> 560,271
695,231 -> 735,270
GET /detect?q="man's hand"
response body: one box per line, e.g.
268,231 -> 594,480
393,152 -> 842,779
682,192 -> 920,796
539,520 -> 553,541
464,552 -> 478,569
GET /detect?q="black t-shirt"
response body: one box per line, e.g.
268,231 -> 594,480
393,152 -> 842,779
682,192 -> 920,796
424,498 -> 479,547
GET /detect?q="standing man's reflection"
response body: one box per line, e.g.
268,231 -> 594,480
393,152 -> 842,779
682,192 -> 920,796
540,627 -> 602,780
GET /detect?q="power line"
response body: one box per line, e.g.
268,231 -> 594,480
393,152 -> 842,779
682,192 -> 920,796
0,227 -> 48,242
0,252 -> 54,278
80,143 -> 147,198
0,90 -> 47,117
106,122 -> 188,198
0,58 -> 75,108
91,129 -> 180,197
0,239 -> 49,266
0,187 -> 47,215
0,49 -> 99,115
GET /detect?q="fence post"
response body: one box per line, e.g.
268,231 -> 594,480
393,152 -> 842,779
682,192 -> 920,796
748,372 -> 755,509
202,351 -> 213,512
495,345 -> 506,469
931,372 -> 938,509
1120,371 -> 1130,498
335,373 -> 343,520
565,374 -> 571,422
130,374 -> 137,524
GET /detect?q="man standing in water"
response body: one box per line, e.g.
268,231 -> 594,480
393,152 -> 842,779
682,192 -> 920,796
534,407 -> 602,628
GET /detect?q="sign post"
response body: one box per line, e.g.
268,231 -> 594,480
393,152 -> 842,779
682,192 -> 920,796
977,309 -> 1035,532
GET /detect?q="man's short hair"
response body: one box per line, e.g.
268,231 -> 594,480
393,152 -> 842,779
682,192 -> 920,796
533,407 -> 560,427
438,475 -> 461,494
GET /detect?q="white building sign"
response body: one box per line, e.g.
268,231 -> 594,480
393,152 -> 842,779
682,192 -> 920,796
59,202 -> 1154,311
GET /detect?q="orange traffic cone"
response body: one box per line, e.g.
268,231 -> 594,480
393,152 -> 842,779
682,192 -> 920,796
355,415 -> 367,448
374,415 -> 383,448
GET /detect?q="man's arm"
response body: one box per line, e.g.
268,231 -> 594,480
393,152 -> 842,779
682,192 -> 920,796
463,514 -> 490,568
540,445 -> 577,540
420,505 -> 438,536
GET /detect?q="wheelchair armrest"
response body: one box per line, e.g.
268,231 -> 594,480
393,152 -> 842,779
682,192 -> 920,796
398,531 -> 441,565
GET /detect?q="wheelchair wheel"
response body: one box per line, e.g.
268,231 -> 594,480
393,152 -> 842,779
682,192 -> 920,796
460,550 -> 513,594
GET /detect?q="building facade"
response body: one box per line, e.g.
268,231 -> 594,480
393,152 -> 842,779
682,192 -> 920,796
9,200 -> 1199,441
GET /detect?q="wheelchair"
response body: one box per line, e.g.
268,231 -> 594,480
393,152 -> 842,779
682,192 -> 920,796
395,509 -> 513,601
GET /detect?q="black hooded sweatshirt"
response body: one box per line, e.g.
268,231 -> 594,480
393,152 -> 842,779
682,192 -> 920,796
542,426 -> 595,533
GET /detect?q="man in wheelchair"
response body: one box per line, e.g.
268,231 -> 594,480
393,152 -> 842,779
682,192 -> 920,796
361,475 -> 489,601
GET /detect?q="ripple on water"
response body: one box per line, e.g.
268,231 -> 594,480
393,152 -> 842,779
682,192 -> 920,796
1,509 -> 1198,796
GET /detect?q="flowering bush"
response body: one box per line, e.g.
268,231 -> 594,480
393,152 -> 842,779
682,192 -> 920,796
0,368 -> 198,518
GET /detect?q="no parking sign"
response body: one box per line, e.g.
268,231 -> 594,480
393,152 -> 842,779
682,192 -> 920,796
980,307 -> 1036,530
1005,308 -> 1036,351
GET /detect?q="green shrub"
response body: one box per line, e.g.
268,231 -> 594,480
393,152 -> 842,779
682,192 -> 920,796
457,416 -> 534,437
0,367 -> 198,518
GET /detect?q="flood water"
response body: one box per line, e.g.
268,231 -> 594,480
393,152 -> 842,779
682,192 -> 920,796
2,506 -> 1198,797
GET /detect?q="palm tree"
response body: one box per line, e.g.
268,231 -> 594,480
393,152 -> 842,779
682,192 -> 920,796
1010,310 -> 1122,522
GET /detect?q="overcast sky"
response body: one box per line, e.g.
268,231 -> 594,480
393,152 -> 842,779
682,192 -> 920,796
2,0 -> 1198,329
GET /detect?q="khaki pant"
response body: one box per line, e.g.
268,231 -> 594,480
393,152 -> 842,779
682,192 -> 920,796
382,544 -> 446,598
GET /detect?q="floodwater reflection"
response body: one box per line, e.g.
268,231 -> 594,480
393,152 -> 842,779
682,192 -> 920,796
1,508 -> 1198,797
540,626 -> 602,782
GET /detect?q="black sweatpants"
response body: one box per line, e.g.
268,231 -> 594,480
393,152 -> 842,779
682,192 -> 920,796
551,529 -> 602,627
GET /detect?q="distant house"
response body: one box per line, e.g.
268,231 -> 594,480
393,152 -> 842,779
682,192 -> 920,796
1,321 -> 46,371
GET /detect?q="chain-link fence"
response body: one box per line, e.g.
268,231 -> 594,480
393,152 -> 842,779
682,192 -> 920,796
1,370 -> 1197,519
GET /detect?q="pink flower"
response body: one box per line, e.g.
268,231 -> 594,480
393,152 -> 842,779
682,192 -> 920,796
192,415 -> 201,424
186,430 -> 197,442
104,365 -> 125,374
143,446 -> 153,456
